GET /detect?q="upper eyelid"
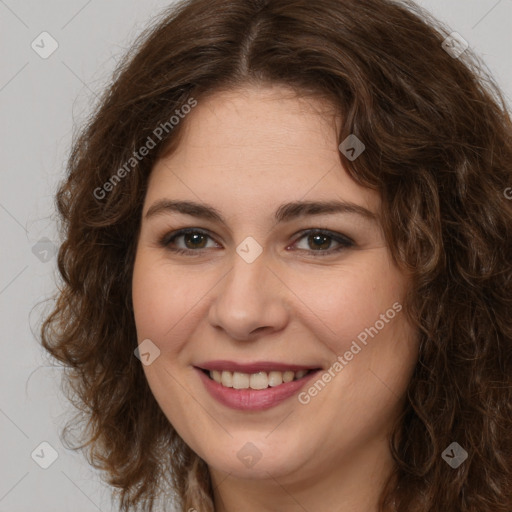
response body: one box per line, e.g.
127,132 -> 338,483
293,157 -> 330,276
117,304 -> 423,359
163,228 -> 219,246
289,229 -> 353,245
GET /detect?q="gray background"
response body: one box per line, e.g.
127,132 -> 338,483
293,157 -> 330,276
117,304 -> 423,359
1,1 -> 510,510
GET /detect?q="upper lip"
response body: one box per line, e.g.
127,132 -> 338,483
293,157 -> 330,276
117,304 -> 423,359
196,360 -> 322,373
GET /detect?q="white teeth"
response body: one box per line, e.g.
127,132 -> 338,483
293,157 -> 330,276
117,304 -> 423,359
268,371 -> 283,387
232,372 -> 250,389
282,370 -> 295,383
221,370 -> 233,388
249,371 -> 268,390
208,369 -> 312,389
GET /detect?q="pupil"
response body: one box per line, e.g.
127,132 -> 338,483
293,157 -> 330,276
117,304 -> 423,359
310,234 -> 330,250
185,233 -> 206,249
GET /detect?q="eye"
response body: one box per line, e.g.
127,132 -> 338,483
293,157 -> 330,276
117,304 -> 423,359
289,229 -> 354,256
159,228 -> 354,257
159,228 -> 219,255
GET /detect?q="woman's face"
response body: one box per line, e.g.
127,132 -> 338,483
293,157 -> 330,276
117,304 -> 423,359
132,84 -> 418,491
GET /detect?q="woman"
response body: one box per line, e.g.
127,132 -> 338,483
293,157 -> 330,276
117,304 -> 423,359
41,0 -> 512,510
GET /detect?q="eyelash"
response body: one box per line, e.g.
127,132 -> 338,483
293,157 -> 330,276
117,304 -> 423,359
158,228 -> 354,257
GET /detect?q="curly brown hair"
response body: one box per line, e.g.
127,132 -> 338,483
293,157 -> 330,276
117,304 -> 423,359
40,0 -> 512,510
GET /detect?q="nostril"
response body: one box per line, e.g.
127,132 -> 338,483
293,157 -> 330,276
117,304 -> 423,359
250,326 -> 269,335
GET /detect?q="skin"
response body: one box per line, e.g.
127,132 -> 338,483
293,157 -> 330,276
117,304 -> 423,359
132,83 -> 419,512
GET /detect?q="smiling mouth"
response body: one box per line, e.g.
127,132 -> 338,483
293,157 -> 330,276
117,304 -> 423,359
199,368 -> 319,390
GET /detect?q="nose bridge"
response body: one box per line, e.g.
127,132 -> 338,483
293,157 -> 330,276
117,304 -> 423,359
208,247 -> 288,340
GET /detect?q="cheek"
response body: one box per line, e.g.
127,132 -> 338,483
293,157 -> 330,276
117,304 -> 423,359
290,253 -> 405,351
131,254 -> 214,356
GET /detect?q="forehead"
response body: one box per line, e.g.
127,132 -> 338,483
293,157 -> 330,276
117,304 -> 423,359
185,85 -> 337,149
145,84 -> 379,216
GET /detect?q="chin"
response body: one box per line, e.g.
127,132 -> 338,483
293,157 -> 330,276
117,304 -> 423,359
199,436 -> 307,480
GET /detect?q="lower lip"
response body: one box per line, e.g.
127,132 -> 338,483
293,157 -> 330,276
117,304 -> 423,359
196,368 -> 320,411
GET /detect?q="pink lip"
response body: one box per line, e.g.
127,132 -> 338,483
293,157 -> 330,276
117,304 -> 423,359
197,360 -> 320,373
195,367 -> 321,411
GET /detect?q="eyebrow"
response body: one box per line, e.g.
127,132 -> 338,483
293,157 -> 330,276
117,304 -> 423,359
144,199 -> 378,224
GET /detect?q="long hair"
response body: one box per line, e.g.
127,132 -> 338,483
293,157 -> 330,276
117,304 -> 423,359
40,0 -> 512,510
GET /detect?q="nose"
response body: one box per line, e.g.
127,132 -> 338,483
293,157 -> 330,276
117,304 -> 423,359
207,249 -> 289,341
